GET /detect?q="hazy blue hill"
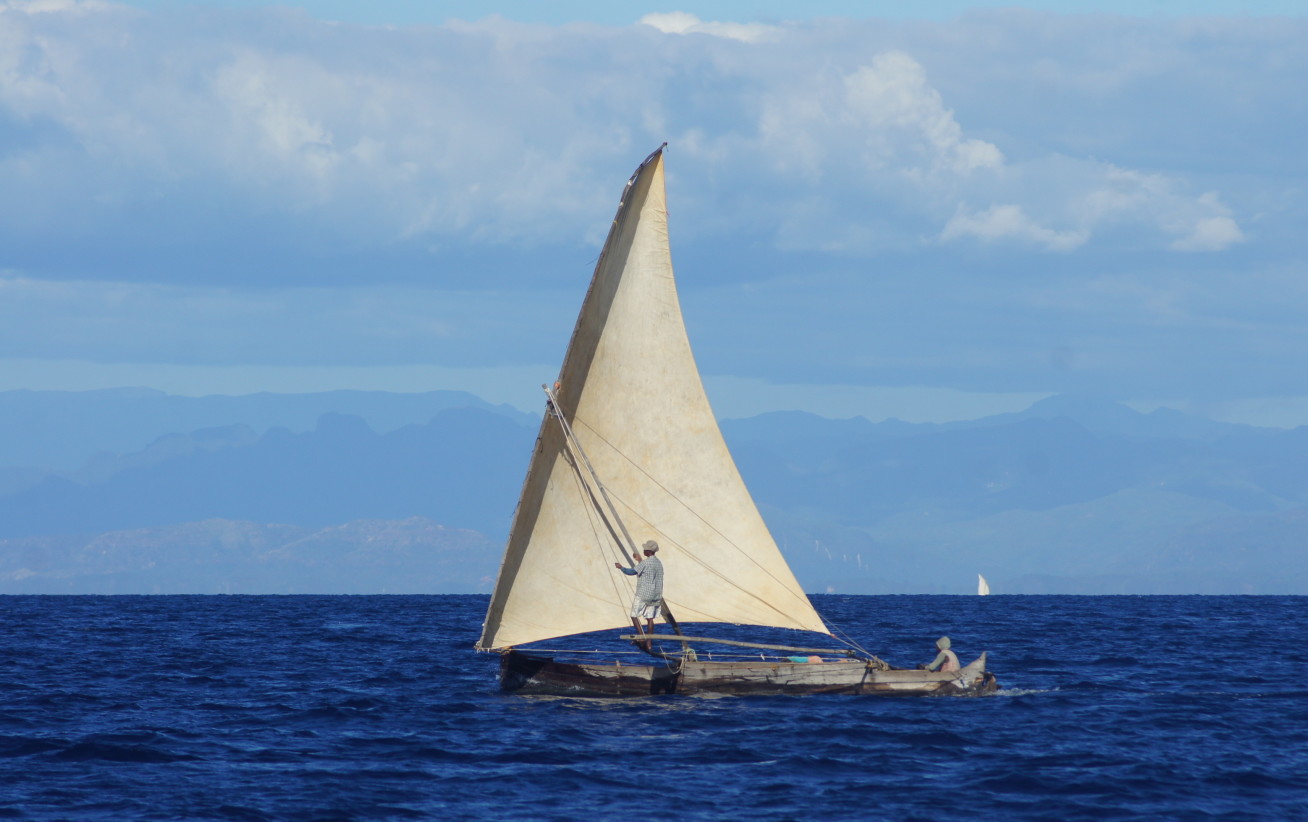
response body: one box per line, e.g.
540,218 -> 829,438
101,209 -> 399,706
0,408 -> 535,540
1149,506 -> 1308,591
4,390 -> 1308,593
735,415 -> 1199,523
720,395 -> 1265,452
721,401 -> 1308,593
0,466 -> 49,497
0,387 -> 536,473
73,424 -> 262,485
1231,426 -> 1308,502
0,517 -> 495,594
719,410 -> 922,442
722,411 -> 917,457
953,393 -> 1256,441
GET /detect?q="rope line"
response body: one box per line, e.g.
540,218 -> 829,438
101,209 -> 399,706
549,393 -> 866,658
570,414 -> 828,627
560,441 -> 630,613
546,385 -> 639,561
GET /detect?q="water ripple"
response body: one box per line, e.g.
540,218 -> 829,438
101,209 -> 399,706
0,594 -> 1304,820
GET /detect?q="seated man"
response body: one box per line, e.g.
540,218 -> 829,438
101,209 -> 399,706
923,636 -> 961,672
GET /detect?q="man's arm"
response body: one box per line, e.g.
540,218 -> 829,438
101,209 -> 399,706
615,553 -> 644,574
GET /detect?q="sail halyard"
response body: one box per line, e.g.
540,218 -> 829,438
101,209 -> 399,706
477,147 -> 827,651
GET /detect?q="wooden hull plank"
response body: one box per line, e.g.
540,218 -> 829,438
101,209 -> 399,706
500,651 -> 998,697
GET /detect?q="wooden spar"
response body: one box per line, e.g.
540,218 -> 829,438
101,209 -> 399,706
619,633 -> 863,657
544,382 -> 639,559
544,381 -> 691,651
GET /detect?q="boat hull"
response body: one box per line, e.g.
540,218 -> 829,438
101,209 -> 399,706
499,651 -> 997,697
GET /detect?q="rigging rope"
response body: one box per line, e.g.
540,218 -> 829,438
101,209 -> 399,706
561,440 -> 630,609
570,415 -> 826,629
567,413 -> 872,658
547,383 -> 690,649
545,383 -> 639,563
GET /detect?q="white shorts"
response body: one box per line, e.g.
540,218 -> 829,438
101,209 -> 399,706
630,597 -> 662,620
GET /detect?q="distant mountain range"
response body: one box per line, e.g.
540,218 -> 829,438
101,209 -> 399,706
0,517 -> 495,594
0,387 -> 534,476
0,406 -> 534,539
2,388 -> 1306,594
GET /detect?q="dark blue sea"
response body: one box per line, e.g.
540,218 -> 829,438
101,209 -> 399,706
2,595 -> 1305,821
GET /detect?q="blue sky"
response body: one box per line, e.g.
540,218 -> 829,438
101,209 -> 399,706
2,1 -> 1306,424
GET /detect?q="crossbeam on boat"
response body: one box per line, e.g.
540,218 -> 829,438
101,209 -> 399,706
620,634 -> 863,657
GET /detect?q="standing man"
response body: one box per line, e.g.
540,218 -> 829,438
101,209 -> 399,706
615,539 -> 664,644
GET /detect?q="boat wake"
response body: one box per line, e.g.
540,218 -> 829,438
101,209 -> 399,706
994,687 -> 1059,697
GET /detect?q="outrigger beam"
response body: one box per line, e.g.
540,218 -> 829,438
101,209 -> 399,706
620,634 -> 863,658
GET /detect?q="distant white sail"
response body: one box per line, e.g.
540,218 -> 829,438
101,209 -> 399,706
477,148 -> 827,651
978,574 -> 991,596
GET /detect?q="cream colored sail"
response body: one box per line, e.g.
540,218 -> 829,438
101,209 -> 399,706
978,574 -> 990,596
478,148 -> 828,650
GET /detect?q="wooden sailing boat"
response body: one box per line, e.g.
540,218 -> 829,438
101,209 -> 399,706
476,146 -> 997,697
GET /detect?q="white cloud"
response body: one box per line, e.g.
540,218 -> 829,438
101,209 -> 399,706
842,53 -> 1003,176
0,4 -> 1276,275
639,11 -> 781,43
752,51 -> 1004,186
1,0 -> 111,15
1074,169 -> 1245,252
937,164 -> 1244,253
1166,192 -> 1245,252
941,204 -> 1088,251
1171,216 -> 1244,252
0,5 -> 660,249
211,51 -> 344,197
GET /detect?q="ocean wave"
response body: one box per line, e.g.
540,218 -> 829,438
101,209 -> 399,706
1,594 -> 1305,821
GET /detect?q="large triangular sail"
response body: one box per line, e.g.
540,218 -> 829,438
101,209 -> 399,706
477,147 -> 828,650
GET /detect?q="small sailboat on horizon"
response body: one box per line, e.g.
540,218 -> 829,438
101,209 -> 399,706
475,146 -> 997,697
978,574 -> 991,596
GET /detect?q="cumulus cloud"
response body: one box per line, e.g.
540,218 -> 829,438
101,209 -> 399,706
639,11 -> 781,43
942,204 -> 1088,251
0,4 -> 654,255
0,3 -> 1276,283
842,53 -> 1003,177
210,52 -> 343,194
1165,192 -> 1245,252
0,4 -> 1301,409
1072,169 -> 1245,252
1172,216 -> 1244,252
751,51 -> 1004,187
2,0 -> 112,15
940,165 -> 1244,252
